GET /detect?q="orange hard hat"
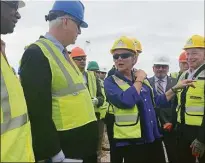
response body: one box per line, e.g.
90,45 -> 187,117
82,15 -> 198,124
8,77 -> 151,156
70,47 -> 86,58
179,50 -> 187,63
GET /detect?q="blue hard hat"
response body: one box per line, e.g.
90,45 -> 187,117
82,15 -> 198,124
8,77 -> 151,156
50,1 -> 88,28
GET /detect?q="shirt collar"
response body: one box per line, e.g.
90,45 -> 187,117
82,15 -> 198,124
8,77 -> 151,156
114,70 -> 135,83
44,32 -> 65,54
188,63 -> 205,76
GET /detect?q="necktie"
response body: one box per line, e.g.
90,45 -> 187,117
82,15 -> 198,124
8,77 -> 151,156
157,80 -> 164,94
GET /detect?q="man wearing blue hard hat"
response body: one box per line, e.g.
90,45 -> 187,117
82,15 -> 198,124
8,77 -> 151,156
19,1 -> 98,163
1,0 -> 35,162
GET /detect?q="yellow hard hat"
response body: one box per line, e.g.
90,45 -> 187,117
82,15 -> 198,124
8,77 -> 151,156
110,36 -> 136,54
184,35 -> 205,49
132,38 -> 142,53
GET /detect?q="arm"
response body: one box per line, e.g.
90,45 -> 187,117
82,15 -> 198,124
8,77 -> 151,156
19,45 -> 61,160
96,77 -> 104,107
104,77 -> 142,108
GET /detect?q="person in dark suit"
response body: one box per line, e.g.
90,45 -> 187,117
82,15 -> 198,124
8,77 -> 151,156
149,56 -> 177,163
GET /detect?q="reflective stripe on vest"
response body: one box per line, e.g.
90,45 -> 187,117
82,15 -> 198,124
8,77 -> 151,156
37,40 -> 86,96
1,73 -> 28,135
186,106 -> 204,113
112,75 -> 141,139
115,114 -> 138,123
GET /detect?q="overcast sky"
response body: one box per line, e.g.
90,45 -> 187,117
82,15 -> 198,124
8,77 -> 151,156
2,0 -> 204,76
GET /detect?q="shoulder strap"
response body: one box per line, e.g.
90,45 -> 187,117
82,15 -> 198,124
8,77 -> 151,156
192,64 -> 205,79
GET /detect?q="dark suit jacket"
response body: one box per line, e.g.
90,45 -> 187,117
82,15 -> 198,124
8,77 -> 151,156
148,76 -> 177,128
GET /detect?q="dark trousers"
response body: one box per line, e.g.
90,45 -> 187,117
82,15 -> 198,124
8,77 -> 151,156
105,113 -> 166,163
82,154 -> 97,163
163,130 -> 177,163
176,124 -> 205,163
105,113 -> 123,163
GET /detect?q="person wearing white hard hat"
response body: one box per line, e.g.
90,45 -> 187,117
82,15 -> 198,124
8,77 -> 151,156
1,1 -> 35,162
149,56 -> 178,163
97,66 -> 107,80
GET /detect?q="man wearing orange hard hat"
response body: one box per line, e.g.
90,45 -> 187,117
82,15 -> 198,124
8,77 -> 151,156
70,47 -> 104,162
170,50 -> 189,80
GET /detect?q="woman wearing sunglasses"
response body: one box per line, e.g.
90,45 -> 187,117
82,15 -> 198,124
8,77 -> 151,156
104,36 -> 195,163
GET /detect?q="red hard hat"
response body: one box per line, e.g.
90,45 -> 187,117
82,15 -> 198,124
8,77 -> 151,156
70,47 -> 87,58
179,50 -> 187,63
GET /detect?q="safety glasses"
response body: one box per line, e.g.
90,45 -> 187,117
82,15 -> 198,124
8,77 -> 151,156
73,57 -> 86,61
96,71 -> 107,74
113,53 -> 134,60
154,65 -> 169,69
2,1 -> 19,10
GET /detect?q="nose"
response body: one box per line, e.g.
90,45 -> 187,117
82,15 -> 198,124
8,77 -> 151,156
78,27 -> 81,35
16,11 -> 21,19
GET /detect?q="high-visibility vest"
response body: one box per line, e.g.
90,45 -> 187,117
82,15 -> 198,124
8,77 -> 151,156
99,79 -> 108,119
177,64 -> 205,126
1,54 -> 35,162
32,38 -> 96,131
87,71 -> 97,98
170,72 -> 179,79
111,75 -> 155,139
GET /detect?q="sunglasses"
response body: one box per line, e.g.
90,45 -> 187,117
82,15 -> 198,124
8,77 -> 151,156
2,1 -> 19,10
60,16 -> 81,31
154,65 -> 168,69
113,53 -> 134,60
96,71 -> 107,74
73,57 -> 86,61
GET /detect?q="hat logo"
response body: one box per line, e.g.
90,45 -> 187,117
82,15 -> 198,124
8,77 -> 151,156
116,40 -> 126,48
186,38 -> 193,46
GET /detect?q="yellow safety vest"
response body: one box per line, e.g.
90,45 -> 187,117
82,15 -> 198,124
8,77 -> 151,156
99,79 -> 108,119
111,75 -> 142,139
32,38 -> 96,131
177,65 -> 205,126
87,71 -> 97,98
1,54 -> 35,162
170,72 -> 179,79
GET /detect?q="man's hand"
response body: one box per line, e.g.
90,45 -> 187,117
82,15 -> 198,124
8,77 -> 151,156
190,139 -> 205,158
92,97 -> 99,107
173,79 -> 196,90
163,123 -> 173,132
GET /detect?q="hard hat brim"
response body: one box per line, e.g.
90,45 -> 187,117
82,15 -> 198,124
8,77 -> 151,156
153,62 -> 169,66
80,21 -> 88,28
18,0 -> 25,8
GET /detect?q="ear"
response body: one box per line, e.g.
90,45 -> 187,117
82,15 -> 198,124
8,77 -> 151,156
132,55 -> 138,65
62,18 -> 70,29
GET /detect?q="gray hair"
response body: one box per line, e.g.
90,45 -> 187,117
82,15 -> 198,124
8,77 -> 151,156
49,15 -> 72,29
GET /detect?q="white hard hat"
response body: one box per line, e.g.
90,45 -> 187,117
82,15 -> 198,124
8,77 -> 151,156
2,0 -> 25,8
153,56 -> 170,65
99,66 -> 107,73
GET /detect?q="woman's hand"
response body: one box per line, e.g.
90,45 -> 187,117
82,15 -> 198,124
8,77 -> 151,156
135,69 -> 147,82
